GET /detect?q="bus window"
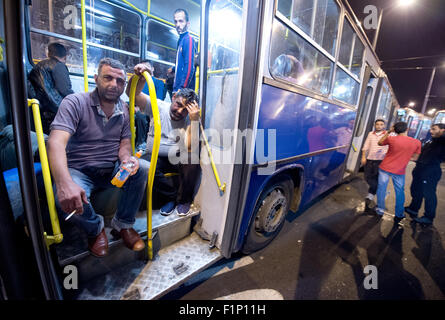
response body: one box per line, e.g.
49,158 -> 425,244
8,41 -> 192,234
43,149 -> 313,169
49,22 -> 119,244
30,0 -> 141,75
338,19 -> 364,78
150,0 -> 201,35
375,82 -> 391,121
354,86 -> 373,137
146,19 -> 178,65
434,112 -> 445,124
332,67 -> 360,105
204,0 -> 243,147
269,20 -> 334,95
277,0 -> 340,56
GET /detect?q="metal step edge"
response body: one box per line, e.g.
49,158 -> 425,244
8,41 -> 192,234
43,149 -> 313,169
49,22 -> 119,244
121,232 -> 223,300
58,210 -> 200,267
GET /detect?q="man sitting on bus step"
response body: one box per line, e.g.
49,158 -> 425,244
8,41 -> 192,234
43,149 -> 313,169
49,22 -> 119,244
361,119 -> 388,211
47,58 -> 149,257
405,123 -> 445,225
128,63 -> 201,217
375,122 -> 421,222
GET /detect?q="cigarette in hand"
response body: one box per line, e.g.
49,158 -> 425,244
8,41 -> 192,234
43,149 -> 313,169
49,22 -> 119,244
65,209 -> 77,221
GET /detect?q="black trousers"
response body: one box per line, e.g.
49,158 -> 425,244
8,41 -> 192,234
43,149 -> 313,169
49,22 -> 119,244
364,160 -> 382,195
408,163 -> 442,220
151,155 -> 201,205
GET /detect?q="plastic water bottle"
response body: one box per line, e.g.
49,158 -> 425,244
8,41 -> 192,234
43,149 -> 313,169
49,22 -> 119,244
111,150 -> 143,188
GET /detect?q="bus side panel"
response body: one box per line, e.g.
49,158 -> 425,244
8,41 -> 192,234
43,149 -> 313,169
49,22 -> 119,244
235,84 -> 356,250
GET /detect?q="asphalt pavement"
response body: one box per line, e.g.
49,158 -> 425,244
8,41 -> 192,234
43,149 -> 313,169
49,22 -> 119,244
162,162 -> 445,300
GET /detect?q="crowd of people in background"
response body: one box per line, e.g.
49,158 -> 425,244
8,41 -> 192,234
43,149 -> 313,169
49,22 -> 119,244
362,119 -> 445,225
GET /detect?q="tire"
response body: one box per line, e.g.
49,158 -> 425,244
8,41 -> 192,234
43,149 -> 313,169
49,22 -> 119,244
242,175 -> 294,254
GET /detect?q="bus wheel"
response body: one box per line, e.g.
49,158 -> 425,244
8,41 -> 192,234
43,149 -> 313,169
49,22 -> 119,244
242,175 -> 294,254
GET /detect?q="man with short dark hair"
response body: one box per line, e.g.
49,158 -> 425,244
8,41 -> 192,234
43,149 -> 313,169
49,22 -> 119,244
173,8 -> 196,93
375,122 -> 421,221
129,63 -> 201,217
48,58 -> 148,257
361,119 -> 388,210
29,42 -> 74,133
140,60 -> 166,100
405,123 -> 445,225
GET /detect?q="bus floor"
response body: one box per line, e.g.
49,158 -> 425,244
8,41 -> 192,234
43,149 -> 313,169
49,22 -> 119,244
161,162 -> 445,300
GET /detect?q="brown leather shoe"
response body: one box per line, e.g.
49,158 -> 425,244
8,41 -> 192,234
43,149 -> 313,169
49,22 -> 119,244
88,229 -> 108,257
111,228 -> 145,252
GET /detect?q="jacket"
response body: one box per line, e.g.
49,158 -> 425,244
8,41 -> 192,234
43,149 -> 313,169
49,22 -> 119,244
173,32 -> 196,92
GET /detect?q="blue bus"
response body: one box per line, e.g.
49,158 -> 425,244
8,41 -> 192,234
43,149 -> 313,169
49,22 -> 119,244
397,107 -> 432,141
0,0 -> 404,300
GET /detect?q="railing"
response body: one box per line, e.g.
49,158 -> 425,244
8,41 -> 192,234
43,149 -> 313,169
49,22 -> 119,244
128,71 -> 161,260
28,99 -> 63,249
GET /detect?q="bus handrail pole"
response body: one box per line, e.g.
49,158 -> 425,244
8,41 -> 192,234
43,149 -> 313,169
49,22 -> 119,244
128,72 -> 160,260
81,0 -> 88,92
28,99 -> 63,248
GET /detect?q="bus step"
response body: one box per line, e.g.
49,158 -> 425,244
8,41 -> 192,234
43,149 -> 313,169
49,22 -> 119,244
56,207 -> 200,283
75,232 -> 222,300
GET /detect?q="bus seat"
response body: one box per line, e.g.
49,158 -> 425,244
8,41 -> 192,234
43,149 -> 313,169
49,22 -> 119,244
3,163 -> 42,221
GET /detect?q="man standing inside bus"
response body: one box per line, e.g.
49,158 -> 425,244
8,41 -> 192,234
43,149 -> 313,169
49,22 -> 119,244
129,63 -> 201,217
173,8 -> 196,93
405,123 -> 445,225
48,58 -> 148,257
361,119 -> 388,211
375,122 -> 421,221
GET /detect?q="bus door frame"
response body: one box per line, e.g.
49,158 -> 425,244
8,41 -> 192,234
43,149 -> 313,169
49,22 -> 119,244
199,0 -> 265,258
4,0 -> 63,300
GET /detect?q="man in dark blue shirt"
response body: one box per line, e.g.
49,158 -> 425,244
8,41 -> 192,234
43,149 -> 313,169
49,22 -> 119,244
173,8 -> 196,93
405,123 -> 445,225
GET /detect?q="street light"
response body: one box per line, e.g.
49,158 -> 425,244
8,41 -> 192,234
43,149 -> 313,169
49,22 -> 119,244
408,102 -> 415,108
427,108 -> 437,116
398,0 -> 415,7
373,0 -> 416,49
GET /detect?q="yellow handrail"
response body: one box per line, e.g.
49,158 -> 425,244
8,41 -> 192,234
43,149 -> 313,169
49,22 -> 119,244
28,99 -> 63,249
128,71 -> 161,260
81,0 -> 88,92
199,121 -> 226,195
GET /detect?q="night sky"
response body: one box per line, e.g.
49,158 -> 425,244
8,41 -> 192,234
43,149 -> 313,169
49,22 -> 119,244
349,0 -> 445,114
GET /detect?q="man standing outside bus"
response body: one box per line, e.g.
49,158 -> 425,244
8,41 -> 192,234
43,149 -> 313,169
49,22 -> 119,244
405,123 -> 445,225
375,122 -> 421,221
48,58 -> 148,257
361,119 -> 388,211
173,8 -> 196,93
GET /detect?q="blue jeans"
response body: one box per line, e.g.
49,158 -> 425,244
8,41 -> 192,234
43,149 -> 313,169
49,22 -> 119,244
376,169 -> 406,218
55,159 -> 149,237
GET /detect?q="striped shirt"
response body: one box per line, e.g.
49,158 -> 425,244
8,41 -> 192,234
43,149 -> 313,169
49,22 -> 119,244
362,130 -> 389,160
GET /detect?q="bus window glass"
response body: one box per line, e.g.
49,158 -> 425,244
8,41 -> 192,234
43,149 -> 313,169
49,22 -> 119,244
29,0 -> 140,78
30,0 -> 141,55
376,83 -> 391,121
277,0 -> 340,55
205,0 -> 243,148
354,86 -> 373,137
269,20 -> 334,95
332,67 -> 360,105
30,32 -> 139,77
150,0 -> 201,35
338,19 -> 364,78
434,112 -> 445,124
85,0 -> 141,55
147,19 -> 178,65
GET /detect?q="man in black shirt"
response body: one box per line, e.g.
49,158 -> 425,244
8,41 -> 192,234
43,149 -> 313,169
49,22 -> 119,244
29,42 -> 74,134
405,123 -> 445,225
